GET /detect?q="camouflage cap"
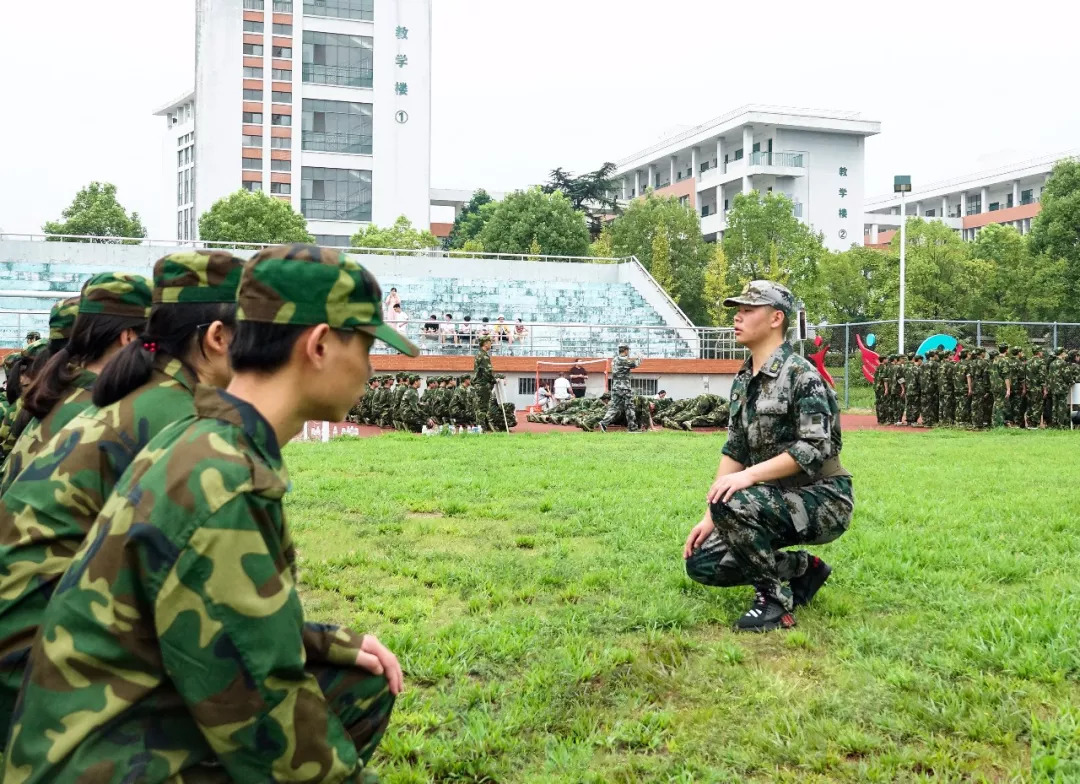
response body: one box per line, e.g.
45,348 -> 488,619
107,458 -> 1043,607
152,250 -> 245,305
24,331 -> 41,343
997,344 -> 1008,352
78,272 -> 152,319
3,351 -> 22,372
22,338 -> 49,360
1032,346 -> 1044,354
1011,347 -> 1022,356
989,350 -> 998,358
618,344 -> 630,352
48,296 -> 81,342
238,244 -> 419,357
723,280 -> 796,316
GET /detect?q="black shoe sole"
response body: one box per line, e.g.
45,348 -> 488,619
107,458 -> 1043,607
735,613 -> 796,633
792,562 -> 832,607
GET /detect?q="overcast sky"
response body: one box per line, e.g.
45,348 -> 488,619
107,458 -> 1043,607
1,0 -> 1078,237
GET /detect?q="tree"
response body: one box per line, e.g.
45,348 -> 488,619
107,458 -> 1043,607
199,190 -> 313,245
479,188 -> 591,258
808,246 -> 881,324
543,163 -> 621,238
608,193 -> 710,324
650,229 -> 674,291
703,243 -> 731,326
589,224 -> 615,259
1028,159 -> 1080,320
970,223 -> 1065,321
461,239 -> 485,253
43,182 -> 146,244
722,191 -> 827,293
446,189 -> 495,249
351,215 -> 440,251
884,218 -> 980,321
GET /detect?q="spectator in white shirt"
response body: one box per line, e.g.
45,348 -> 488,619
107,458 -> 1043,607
439,313 -> 457,344
554,373 -> 573,402
458,315 -> 475,345
384,287 -> 401,313
389,303 -> 409,334
537,383 -> 554,410
514,318 -> 528,344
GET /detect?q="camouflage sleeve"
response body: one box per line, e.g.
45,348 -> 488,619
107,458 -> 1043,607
156,495 -> 364,781
720,394 -> 749,466
786,368 -> 834,476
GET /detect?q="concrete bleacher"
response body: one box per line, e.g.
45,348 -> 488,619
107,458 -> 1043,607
0,241 -> 699,357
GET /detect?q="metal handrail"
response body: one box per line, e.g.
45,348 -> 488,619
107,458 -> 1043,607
301,131 -> 373,154
301,63 -> 373,88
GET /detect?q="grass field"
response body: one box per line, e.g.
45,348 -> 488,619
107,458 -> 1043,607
286,429 -> 1080,783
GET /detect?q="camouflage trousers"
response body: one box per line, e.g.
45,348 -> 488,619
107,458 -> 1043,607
873,390 -> 885,424
904,393 -> 920,425
600,388 -> 638,431
975,392 -> 993,428
1026,389 -> 1045,427
954,392 -> 972,425
940,394 -> 955,425
473,384 -> 493,431
1050,388 -> 1071,428
686,477 -> 854,611
921,394 -> 938,427
991,389 -> 1007,427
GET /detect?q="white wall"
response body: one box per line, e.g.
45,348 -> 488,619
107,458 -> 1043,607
781,129 -> 866,252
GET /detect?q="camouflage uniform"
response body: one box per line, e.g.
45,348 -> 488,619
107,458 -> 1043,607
988,351 -> 1007,428
940,354 -> 956,425
973,349 -> 993,428
473,345 -> 495,431
892,358 -> 907,425
0,253 -> 242,733
1048,349 -> 1070,428
686,341 -> 853,611
4,244 -> 418,783
374,378 -> 394,427
905,356 -> 923,425
663,394 -> 729,430
1026,350 -> 1047,428
0,341 -> 47,464
450,378 -> 476,427
576,396 -> 613,430
1009,348 -> 1027,426
873,359 -> 888,425
0,274 -> 152,493
954,352 -> 972,426
920,353 -> 939,428
599,347 -> 641,431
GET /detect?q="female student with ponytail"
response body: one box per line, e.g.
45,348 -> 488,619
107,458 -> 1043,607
0,251 -> 243,732
0,274 -> 151,492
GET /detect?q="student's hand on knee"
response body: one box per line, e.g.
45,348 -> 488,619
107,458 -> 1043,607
706,470 -> 754,505
684,515 -> 715,559
355,635 -> 404,696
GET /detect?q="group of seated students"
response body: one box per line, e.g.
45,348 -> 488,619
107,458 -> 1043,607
420,313 -> 529,346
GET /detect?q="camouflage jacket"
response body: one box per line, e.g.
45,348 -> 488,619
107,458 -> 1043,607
610,355 -> 640,391
372,387 -> 392,418
473,349 -> 495,386
5,386 -> 372,783
450,385 -> 475,420
942,360 -> 956,396
1027,358 -> 1047,391
0,367 -> 98,494
906,365 -> 922,397
401,387 -> 423,423
0,357 -> 200,664
989,357 -> 1008,392
872,362 -> 886,392
1048,359 -> 1069,392
724,342 -> 850,482
0,398 -> 22,464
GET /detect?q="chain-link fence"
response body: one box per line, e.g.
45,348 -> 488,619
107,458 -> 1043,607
813,319 -> 1080,410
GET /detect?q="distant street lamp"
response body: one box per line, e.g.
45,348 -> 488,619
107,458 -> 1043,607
894,175 -> 912,352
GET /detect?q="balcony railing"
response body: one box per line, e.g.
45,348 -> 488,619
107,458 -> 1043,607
302,131 -> 373,155
301,63 -> 373,88
748,150 -> 805,168
301,198 -> 372,221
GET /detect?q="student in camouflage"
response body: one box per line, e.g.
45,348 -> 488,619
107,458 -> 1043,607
4,244 -> 417,783
892,355 -> 908,425
399,375 -> 425,432
0,251 -> 242,734
598,344 -> 642,432
662,394 -> 729,431
684,281 -> 852,632
0,273 -> 151,492
954,350 -> 973,426
450,375 -> 475,427
940,350 -> 957,425
920,351 -> 938,428
473,337 -> 496,431
905,354 -> 923,426
872,357 -> 888,425
1026,347 -> 1047,428
0,341 -> 48,464
1009,347 -> 1027,426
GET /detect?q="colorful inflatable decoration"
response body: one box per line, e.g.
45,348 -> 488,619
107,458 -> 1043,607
916,333 -> 959,359
856,333 -> 880,384
808,335 -> 835,388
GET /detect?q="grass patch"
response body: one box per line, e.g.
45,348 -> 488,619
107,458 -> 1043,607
286,429 -> 1080,782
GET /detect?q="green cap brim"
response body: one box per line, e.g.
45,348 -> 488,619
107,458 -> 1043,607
370,322 -> 420,357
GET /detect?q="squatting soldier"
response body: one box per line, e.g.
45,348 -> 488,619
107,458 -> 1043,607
375,375 -> 394,427
684,281 -> 852,632
473,337 -> 495,431
597,344 -> 642,432
0,251 -> 243,731
4,245 -> 416,782
905,354 -> 923,426
451,375 -> 476,427
400,375 -> 425,432
1026,347 -> 1047,428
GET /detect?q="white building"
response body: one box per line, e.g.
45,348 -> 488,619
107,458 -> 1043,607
611,105 -> 881,252
862,150 -> 1077,247
155,0 -> 431,246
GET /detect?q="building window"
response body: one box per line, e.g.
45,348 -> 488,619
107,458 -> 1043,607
271,182 -> 292,194
243,20 -> 265,32
734,148 -> 743,160
242,180 -> 263,192
678,195 -> 689,207
243,134 -> 263,147
924,208 -> 935,217
967,197 -> 982,215
243,88 -> 264,100
242,156 -> 263,170
243,66 -> 264,78
178,150 -> 184,167
303,0 -> 374,21
177,172 -> 183,206
244,0 -> 264,8
989,202 -> 1000,212
1021,189 -> 1034,205
272,90 -> 292,103
272,46 -> 293,58
271,159 -> 291,171
272,68 -> 293,80
272,114 -> 292,126
701,205 -> 711,217
273,22 -> 293,34
630,378 -> 659,396
301,166 -> 372,221
313,234 -> 352,247
270,135 -> 291,148
274,0 -> 293,9
1007,193 -> 1014,208
243,111 -> 264,124
301,98 -> 373,154
302,31 -> 374,88
243,43 -> 264,56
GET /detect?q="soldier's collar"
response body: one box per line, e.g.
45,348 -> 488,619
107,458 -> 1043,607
192,385 -> 287,478
156,354 -> 199,393
743,341 -> 793,379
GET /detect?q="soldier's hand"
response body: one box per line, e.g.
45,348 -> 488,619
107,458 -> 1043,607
684,515 -> 715,559
707,470 -> 755,505
355,634 -> 404,695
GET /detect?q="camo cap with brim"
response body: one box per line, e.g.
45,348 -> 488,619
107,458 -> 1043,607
23,338 -> 49,360
48,296 -> 81,342
153,250 -> 245,305
78,272 -> 152,319
237,244 -> 420,357
723,280 -> 796,316
3,352 -> 22,372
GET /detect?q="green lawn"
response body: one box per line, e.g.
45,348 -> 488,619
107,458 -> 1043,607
286,429 -> 1080,783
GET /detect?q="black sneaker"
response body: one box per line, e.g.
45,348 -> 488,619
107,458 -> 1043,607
735,591 -> 796,633
790,556 -> 832,607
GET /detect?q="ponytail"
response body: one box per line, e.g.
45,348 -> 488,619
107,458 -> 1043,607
23,313 -> 145,421
93,301 -> 236,408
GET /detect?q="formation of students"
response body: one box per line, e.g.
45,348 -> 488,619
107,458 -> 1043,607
0,246 -> 415,780
873,345 -> 1080,429
348,372 -> 518,433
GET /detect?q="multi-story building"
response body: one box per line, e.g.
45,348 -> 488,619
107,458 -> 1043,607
156,0 -> 431,245
611,105 -> 881,252
862,150 -> 1077,247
